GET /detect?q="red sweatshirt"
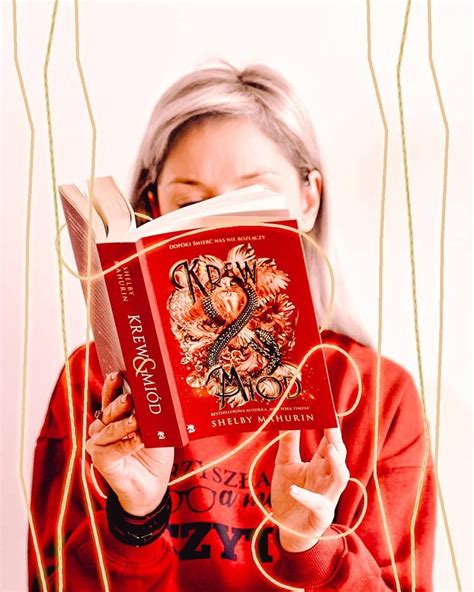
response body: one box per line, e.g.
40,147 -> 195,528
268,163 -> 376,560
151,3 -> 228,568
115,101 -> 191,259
28,329 -> 435,591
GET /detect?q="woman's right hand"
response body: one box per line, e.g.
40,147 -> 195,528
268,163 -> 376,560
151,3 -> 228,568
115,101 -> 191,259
86,372 -> 175,516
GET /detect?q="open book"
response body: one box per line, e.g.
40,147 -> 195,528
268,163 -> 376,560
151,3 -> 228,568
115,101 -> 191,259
59,176 -> 337,447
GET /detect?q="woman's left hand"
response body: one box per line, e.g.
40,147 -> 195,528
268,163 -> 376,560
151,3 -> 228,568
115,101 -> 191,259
271,428 -> 350,552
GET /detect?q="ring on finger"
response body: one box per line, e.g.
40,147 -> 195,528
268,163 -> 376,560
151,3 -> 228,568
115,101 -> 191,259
94,409 -> 107,425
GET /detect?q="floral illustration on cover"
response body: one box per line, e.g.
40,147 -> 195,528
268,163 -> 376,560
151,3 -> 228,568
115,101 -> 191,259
167,243 -> 301,409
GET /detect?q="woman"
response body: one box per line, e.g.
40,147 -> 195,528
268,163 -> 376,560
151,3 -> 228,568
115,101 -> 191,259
28,62 -> 435,591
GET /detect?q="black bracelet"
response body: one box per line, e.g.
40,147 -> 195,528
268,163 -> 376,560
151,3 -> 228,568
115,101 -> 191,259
106,488 -> 172,547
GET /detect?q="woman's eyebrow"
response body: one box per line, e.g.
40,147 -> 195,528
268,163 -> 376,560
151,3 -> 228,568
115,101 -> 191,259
165,177 -> 204,188
165,170 -> 278,188
238,169 -> 278,180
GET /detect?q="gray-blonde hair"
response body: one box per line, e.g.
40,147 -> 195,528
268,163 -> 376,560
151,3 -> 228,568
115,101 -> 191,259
129,61 -> 373,348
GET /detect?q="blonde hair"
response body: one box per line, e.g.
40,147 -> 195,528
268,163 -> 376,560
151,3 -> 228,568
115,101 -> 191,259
129,61 -> 374,348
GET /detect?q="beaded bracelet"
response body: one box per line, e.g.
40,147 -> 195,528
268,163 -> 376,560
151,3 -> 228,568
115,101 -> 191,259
106,487 -> 172,547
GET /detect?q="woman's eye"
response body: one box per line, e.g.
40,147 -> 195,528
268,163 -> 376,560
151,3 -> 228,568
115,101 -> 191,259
177,200 -> 203,209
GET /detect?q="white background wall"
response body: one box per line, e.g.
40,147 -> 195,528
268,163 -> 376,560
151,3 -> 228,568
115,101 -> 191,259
1,0 -> 472,590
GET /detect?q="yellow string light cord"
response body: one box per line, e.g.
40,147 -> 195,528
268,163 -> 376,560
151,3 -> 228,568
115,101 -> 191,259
368,2 -> 461,590
43,2 -> 79,591
251,513 -> 305,592
246,345 -> 366,590
135,212 -> 154,222
427,0 -> 462,587
12,0 -> 48,589
250,455 -> 368,543
72,0 -> 110,588
397,2 -> 439,589
250,442 -> 368,592
41,0 -> 109,589
249,471 -> 368,592
247,343 -> 363,539
366,1 -> 402,589
325,344 -> 363,418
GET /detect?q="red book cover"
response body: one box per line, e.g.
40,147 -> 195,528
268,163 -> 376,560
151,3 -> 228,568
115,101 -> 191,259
136,219 -> 338,447
97,241 -> 189,447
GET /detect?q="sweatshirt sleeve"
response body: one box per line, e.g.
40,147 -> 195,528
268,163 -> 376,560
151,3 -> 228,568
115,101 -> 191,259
27,345 -> 179,591
269,371 -> 436,591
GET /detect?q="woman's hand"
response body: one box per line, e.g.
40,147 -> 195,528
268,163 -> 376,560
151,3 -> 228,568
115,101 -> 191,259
86,372 -> 174,516
271,428 -> 349,552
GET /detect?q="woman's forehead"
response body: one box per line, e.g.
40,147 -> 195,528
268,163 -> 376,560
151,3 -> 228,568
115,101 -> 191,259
159,117 -> 293,185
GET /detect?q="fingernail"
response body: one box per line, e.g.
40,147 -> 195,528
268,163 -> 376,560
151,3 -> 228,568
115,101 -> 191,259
127,415 -> 134,424
128,431 -> 135,439
109,371 -> 118,380
289,485 -> 301,495
120,394 -> 127,404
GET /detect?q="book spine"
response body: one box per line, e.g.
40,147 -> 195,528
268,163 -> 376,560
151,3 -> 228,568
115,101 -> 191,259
97,241 -> 189,448
136,237 -> 192,444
